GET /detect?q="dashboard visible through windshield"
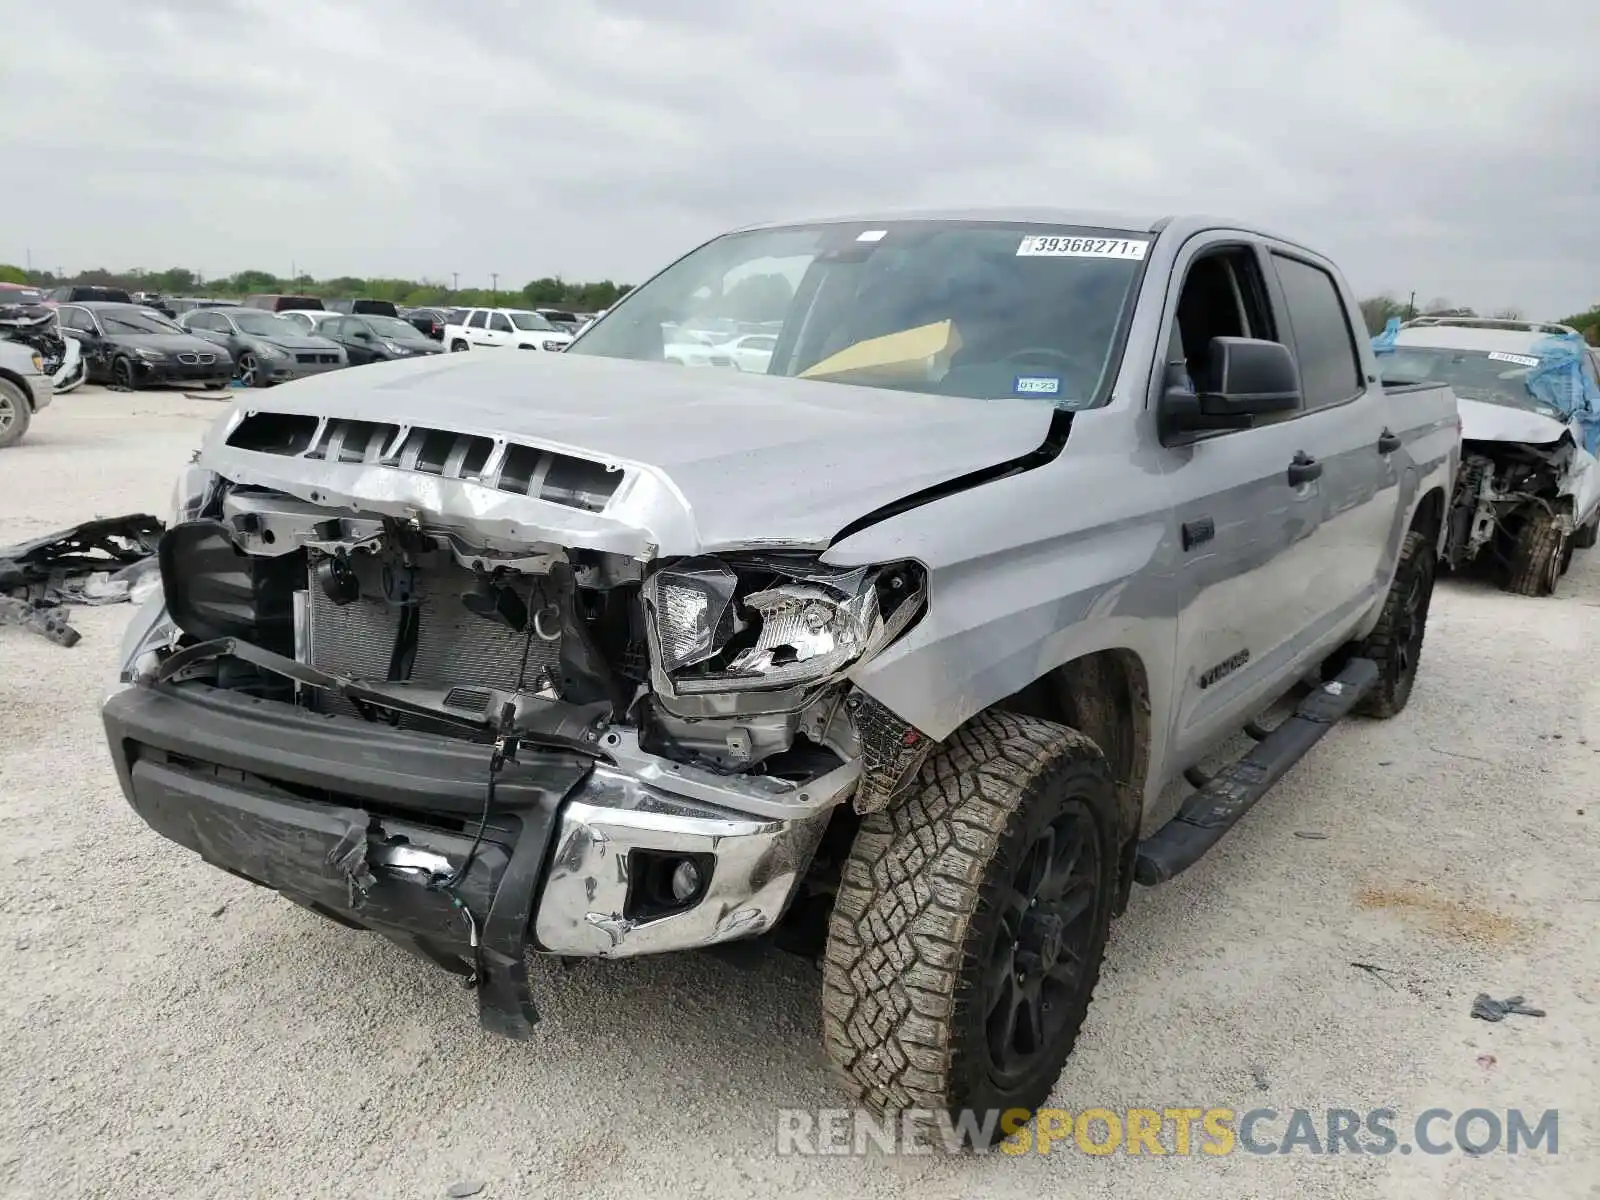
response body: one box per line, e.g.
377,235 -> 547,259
566,220 -> 1151,409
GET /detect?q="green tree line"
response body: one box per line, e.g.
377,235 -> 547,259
0,263 -> 630,312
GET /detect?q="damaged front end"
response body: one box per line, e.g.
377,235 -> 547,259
1444,430 -> 1593,578
104,415 -> 931,1037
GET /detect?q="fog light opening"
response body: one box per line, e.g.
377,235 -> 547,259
625,850 -> 713,921
670,858 -> 701,903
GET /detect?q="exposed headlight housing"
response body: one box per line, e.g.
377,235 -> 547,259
170,464 -> 222,527
642,555 -> 926,713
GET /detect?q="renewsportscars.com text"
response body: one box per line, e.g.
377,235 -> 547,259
776,1106 -> 1560,1157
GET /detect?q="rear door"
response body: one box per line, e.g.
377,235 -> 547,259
465,309 -> 490,346
1262,246 -> 1399,642
482,311 -> 514,347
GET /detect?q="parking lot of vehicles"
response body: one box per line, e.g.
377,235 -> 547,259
444,306 -> 574,351
105,211 -> 1465,1134
54,301 -> 232,390
178,306 -> 346,387
1377,316 -> 1600,596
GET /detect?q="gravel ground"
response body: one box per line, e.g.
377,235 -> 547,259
2,386 -> 1597,1199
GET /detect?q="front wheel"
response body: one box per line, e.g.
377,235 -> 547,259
1505,510 -> 1565,597
111,356 -> 139,391
822,711 -> 1119,1142
0,379 -> 31,449
235,352 -> 262,388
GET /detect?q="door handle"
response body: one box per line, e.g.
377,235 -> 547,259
1287,451 -> 1323,486
1377,428 -> 1402,454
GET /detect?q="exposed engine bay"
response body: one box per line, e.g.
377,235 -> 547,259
138,475 -> 931,808
1444,437 -> 1588,573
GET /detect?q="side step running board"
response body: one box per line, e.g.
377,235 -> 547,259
1135,657 -> 1379,886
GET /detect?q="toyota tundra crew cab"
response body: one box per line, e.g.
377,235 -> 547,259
103,211 -> 1460,1139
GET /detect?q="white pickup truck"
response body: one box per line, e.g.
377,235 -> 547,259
443,308 -> 574,354
0,338 -> 52,450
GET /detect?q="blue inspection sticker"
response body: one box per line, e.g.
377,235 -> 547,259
1014,375 -> 1061,396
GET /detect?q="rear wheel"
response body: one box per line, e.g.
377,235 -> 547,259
1505,510 -> 1565,597
822,711 -> 1119,1143
450,339 -> 469,352
0,379 -> 31,449
1351,528 -> 1436,718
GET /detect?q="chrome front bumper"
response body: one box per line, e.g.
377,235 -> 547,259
534,752 -> 851,957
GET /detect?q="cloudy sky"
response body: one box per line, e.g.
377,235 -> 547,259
1,0 -> 1596,315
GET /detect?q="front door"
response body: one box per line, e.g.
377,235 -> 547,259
1156,237 -> 1329,766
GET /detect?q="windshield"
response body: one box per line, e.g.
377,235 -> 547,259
365,315 -> 427,340
1379,346 -> 1560,416
233,312 -> 301,338
101,308 -> 183,334
568,221 -> 1150,407
509,311 -> 556,331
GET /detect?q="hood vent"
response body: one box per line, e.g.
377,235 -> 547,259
225,412 -> 622,513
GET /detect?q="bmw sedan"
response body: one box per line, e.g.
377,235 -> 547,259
179,307 -> 347,387
54,302 -> 233,390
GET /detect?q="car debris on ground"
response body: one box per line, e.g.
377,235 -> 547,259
0,513 -> 164,645
1470,993 -> 1547,1022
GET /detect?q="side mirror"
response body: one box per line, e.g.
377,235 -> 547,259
1159,336 -> 1302,442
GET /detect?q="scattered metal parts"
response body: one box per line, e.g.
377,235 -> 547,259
1293,831 -> 1329,840
1471,993 -> 1546,1022
0,514 -> 165,646
0,596 -> 81,646
446,1183 -> 485,1199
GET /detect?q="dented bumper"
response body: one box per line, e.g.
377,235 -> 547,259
101,681 -> 849,1036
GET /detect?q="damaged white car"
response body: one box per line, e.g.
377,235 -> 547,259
1378,317 -> 1600,595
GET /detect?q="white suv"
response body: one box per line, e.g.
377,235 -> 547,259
443,308 -> 573,353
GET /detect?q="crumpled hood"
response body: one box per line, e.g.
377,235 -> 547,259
198,351 -> 1057,557
1458,397 -> 1570,446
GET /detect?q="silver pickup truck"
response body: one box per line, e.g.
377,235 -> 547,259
103,210 -> 1459,1138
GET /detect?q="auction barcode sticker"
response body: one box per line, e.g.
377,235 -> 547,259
1017,235 -> 1150,260
1487,352 -> 1540,368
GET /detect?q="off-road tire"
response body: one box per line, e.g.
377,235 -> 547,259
0,379 -> 32,449
822,710 -> 1119,1143
1505,509 -> 1565,597
1351,528 -> 1436,719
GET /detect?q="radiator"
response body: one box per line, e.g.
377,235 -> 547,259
304,556 -> 560,714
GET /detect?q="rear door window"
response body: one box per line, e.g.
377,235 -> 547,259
1270,254 -> 1363,410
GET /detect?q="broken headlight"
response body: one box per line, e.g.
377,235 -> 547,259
642,556 -> 925,700
170,464 -> 222,527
